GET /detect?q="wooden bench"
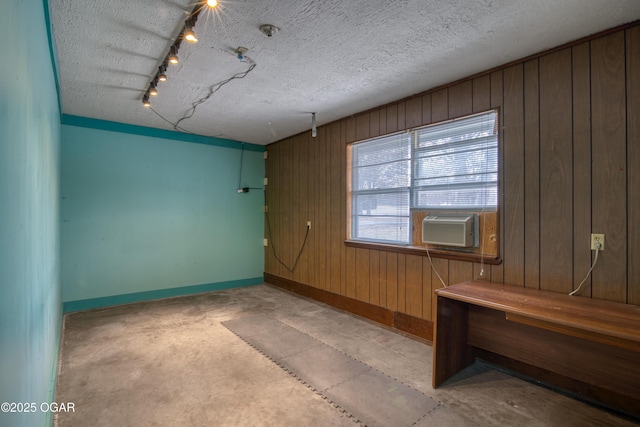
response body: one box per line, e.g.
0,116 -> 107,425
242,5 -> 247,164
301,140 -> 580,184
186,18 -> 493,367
433,280 -> 640,418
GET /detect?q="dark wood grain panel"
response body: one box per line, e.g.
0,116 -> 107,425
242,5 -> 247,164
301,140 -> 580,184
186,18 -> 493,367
378,107 -> 388,135
369,109 -> 380,138
448,80 -> 473,118
369,250 -> 380,305
386,104 -> 398,133
571,43 -> 592,297
628,27 -> 640,305
405,97 -> 422,128
313,126 -> 327,289
431,89 -> 448,122
591,32 -> 627,303
281,136 -> 293,279
379,251 -> 387,307
355,248 -> 370,302
448,260 -> 473,286
386,252 -> 398,311
523,59 -> 540,290
490,70 -> 504,283
422,257 -> 433,320
345,116 -> 356,143
397,101 -> 406,130
430,257 -> 449,317
421,94 -> 432,125
299,134 -> 310,283
503,64 -> 525,287
329,123 -> 342,294
432,295 -> 474,387
397,253 -> 407,313
539,49 -> 573,293
356,113 -> 370,141
404,254 -> 423,317
472,75 -> 491,112
335,119 -> 355,296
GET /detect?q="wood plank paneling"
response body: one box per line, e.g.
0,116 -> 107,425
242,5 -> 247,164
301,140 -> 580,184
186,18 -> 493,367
431,89 -> 448,122
329,123 -> 342,295
356,113 -> 370,141
406,97 -> 422,128
448,81 -> 473,117
422,257 -> 433,320
430,258 -> 449,318
472,75 -> 491,112
591,32 -> 627,302
421,94 -> 432,125
524,59 -> 541,290
503,64 -> 525,287
386,252 -> 398,311
379,251 -> 387,307
572,43 -> 592,296
386,104 -> 398,133
397,254 -> 407,313
628,27 -> 640,305
490,70 -> 504,283
370,250 -> 380,305
397,101 -> 406,130
342,120 -> 353,296
539,49 -> 573,293
264,24 -> 640,336
369,109 -> 380,138
313,126 -> 326,289
449,260 -> 473,287
405,254 -> 423,317
355,248 -> 370,302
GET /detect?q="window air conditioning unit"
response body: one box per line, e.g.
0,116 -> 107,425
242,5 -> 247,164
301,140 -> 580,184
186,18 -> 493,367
422,214 -> 478,248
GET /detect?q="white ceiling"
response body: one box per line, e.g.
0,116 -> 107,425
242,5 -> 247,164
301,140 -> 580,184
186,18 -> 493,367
50,0 -> 640,146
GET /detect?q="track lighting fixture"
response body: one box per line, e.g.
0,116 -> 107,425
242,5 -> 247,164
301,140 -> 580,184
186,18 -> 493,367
184,28 -> 197,43
140,1 -> 232,108
158,65 -> 167,82
168,46 -> 179,64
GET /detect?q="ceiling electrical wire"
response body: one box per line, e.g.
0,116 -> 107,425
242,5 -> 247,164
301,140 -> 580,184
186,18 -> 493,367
173,57 -> 256,132
146,57 -> 256,135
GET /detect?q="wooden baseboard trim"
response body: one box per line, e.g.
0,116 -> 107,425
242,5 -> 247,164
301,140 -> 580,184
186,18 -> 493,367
264,273 -> 433,342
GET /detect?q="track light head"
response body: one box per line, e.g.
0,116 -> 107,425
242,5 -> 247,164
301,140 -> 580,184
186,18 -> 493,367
206,0 -> 218,8
169,46 -> 179,64
158,72 -> 167,82
149,83 -> 158,96
184,28 -> 197,43
142,94 -> 151,107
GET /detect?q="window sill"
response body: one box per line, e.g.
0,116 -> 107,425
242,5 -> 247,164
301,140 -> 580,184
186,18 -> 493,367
344,240 -> 502,265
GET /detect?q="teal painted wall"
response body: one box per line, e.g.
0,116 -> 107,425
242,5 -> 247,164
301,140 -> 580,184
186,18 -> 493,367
61,125 -> 265,303
0,1 -> 62,426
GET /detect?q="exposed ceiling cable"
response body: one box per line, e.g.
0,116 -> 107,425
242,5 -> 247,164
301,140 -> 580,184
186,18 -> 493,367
173,57 -> 256,132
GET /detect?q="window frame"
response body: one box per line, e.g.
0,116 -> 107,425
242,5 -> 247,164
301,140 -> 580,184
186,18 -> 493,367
347,109 -> 500,262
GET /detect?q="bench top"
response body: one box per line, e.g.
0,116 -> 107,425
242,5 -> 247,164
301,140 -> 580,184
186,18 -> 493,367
436,280 -> 640,344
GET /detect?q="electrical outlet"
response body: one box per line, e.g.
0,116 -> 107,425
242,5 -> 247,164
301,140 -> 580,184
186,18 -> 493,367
590,233 -> 605,251
307,221 -> 311,229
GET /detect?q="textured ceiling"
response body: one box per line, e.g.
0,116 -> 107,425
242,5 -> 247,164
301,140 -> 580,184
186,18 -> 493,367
50,0 -> 640,145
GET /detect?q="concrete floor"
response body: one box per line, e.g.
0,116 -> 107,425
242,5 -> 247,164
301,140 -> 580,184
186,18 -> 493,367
54,284 -> 636,426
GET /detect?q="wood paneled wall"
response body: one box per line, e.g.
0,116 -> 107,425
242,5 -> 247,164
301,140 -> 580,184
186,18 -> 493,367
265,23 -> 640,323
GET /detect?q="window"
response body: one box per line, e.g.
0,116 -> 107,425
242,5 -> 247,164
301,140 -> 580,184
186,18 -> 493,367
350,110 -> 498,245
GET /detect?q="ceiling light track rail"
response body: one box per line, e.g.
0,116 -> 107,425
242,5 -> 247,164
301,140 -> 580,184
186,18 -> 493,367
141,1 -> 217,107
